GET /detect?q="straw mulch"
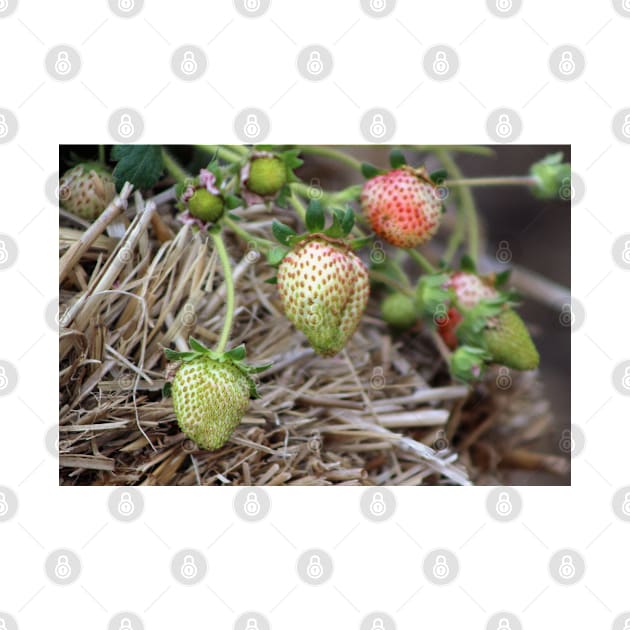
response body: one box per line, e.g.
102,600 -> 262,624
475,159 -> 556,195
58,184 -> 568,486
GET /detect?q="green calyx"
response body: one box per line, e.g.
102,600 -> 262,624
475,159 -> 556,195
188,188 -> 225,222
267,199 -> 362,269
381,292 -> 417,329
530,152 -> 571,200
450,345 -> 490,383
163,337 -> 271,399
415,272 -> 451,319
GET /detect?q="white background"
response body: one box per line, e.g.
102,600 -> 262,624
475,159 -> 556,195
0,0 -> 629,629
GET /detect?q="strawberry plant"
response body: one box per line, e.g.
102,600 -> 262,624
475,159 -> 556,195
59,143 -> 571,485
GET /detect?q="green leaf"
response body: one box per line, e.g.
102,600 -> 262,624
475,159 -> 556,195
361,162 -> 383,179
111,145 -> 164,192
272,220 -> 297,246
429,168 -> 448,184
389,149 -> 406,169
162,381 -> 172,398
225,344 -> 246,361
341,207 -> 355,236
460,254 -> 477,273
225,194 -> 243,210
305,199 -> 325,233
267,245 -> 288,266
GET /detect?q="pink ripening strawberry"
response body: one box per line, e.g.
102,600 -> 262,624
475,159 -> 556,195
360,166 -> 443,248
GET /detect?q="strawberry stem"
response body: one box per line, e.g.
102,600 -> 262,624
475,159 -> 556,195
198,144 -> 246,163
211,231 -> 236,354
445,175 -> 539,188
161,149 -> 189,184
224,217 -> 274,252
437,150 -> 479,266
296,146 -> 363,172
406,249 -> 436,274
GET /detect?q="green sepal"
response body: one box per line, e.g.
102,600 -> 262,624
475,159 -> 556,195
227,212 -> 242,221
389,149 -> 407,169
225,194 -> 243,210
275,183 -> 292,208
279,148 -> 304,182
460,254 -> 477,273
415,272 -> 451,319
429,168 -> 448,184
450,345 -> 490,383
494,269 -> 511,287
455,296 -> 508,347
323,207 -> 355,239
265,276 -> 278,284
272,220 -> 297,246
267,245 -> 289,267
305,199 -> 325,233
361,162 -> 383,179
162,381 -> 172,398
349,235 -> 374,250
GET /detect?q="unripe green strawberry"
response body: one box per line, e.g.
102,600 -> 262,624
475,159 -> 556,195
381,292 -> 417,329
277,235 -> 369,357
360,167 -> 443,248
59,163 -> 116,221
188,188 -> 224,222
247,156 -> 287,196
166,338 -> 270,451
172,356 -> 250,450
482,308 -> 539,371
